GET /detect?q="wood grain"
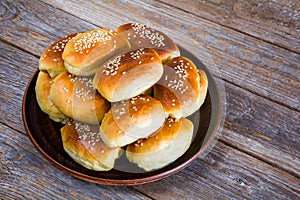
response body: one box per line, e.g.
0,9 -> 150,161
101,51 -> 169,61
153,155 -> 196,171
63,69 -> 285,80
0,0 -> 97,55
0,124 -> 151,199
160,0 -> 300,53
0,0 -> 299,199
38,0 -> 300,112
0,41 -> 37,132
222,81 -> 300,176
1,0 -> 298,176
133,142 -> 300,199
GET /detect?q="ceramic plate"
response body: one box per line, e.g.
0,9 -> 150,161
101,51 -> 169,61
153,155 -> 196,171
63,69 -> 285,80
22,47 -> 222,185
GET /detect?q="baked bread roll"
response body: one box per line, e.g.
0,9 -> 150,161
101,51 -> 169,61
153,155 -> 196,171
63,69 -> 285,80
50,72 -> 110,124
62,28 -> 131,76
117,23 -> 180,62
126,117 -> 194,171
93,48 -> 163,102
100,95 -> 165,148
198,70 -> 208,107
154,56 -> 208,119
35,71 -> 69,123
39,33 -> 77,78
61,121 -> 122,171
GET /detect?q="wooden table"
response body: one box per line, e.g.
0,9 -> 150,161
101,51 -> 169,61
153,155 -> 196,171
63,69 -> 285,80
1,0 -> 299,199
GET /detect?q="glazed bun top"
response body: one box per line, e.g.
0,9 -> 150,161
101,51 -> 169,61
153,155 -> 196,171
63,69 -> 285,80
99,95 -> 165,148
93,48 -> 163,102
117,23 -> 180,62
39,33 -> 77,78
126,117 -> 194,171
62,28 -> 131,76
50,72 -> 110,124
154,56 -> 204,119
61,121 -> 122,171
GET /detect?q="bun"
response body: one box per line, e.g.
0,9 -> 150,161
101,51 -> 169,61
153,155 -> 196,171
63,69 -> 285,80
62,28 -> 131,76
117,23 -> 180,62
126,118 -> 194,171
50,72 -> 110,124
39,33 -> 77,78
93,48 -> 163,102
61,121 -> 122,171
198,70 -> 208,106
35,71 -> 69,123
100,95 -> 165,148
154,56 -> 207,119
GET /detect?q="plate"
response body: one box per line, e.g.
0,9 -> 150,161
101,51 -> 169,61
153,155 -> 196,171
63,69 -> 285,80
22,47 -> 222,185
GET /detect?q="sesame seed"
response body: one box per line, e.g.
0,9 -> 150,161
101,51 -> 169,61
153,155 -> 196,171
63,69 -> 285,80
53,58 -> 58,62
103,55 -> 121,76
131,23 -> 165,48
101,149 -> 105,154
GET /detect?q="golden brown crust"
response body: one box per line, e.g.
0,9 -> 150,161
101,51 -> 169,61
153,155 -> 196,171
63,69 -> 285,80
61,121 -> 122,171
35,71 -> 69,123
100,95 -> 165,148
127,118 -> 181,154
126,118 -> 194,171
39,33 -> 77,78
117,23 -> 180,62
50,72 -> 110,124
154,56 -> 204,118
62,28 -> 131,76
198,70 -> 208,106
93,48 -> 163,102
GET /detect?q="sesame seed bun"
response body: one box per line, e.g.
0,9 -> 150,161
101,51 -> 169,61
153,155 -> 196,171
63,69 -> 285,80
61,121 -> 122,171
153,56 -> 208,119
35,71 -> 69,123
126,117 -> 194,171
117,23 -> 180,62
93,48 -> 163,102
62,28 -> 131,76
50,72 -> 110,124
39,33 -> 77,78
99,95 -> 165,148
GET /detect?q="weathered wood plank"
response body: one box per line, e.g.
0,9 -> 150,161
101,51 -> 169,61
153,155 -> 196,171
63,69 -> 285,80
222,81 -> 300,176
0,124 -> 151,200
160,0 -> 300,53
133,142 -> 300,199
0,41 -> 37,132
0,0 -> 97,55
39,0 -> 300,111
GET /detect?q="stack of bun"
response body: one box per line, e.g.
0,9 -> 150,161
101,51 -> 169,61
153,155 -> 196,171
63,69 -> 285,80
35,23 -> 208,172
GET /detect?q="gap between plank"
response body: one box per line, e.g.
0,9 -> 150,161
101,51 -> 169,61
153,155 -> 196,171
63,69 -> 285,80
0,38 -> 39,59
219,139 -> 300,180
220,77 -> 300,113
